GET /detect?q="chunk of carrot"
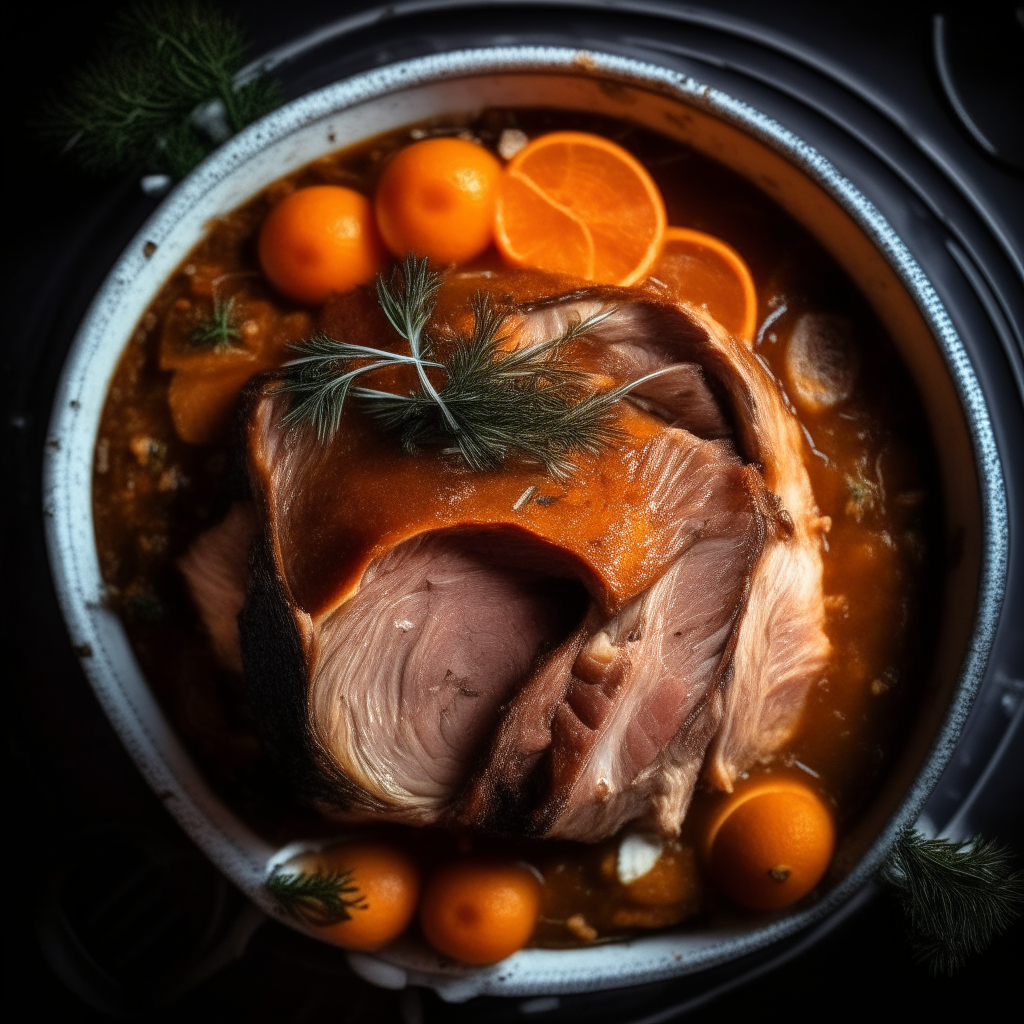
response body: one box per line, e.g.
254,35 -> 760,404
165,305 -> 311,444
167,364 -> 262,445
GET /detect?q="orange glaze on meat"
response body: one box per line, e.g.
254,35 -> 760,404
262,398 -> 667,619
255,280 -> 671,619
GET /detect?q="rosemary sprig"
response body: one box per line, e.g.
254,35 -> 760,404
278,254 -> 669,477
882,827 -> 1024,975
36,1 -> 281,179
266,867 -> 368,927
192,296 -> 240,349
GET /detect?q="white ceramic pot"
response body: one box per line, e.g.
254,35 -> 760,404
43,47 -> 1006,1002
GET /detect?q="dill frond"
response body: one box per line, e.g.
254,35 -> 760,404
191,296 -> 240,349
375,255 -> 456,429
35,0 -> 281,178
266,868 -> 367,927
278,254 -> 669,477
277,328 -> 444,444
882,827 -> 1024,975
376,254 -> 442,352
361,292 -> 630,477
232,74 -> 285,134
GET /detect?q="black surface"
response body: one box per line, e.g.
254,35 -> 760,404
5,1 -> 1023,1020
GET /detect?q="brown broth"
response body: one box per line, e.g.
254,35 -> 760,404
91,108 -> 941,945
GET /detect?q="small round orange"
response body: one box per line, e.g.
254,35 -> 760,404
706,780 -> 835,911
309,842 -> 420,951
495,130 -> 666,286
419,859 -> 542,965
258,185 -> 385,304
374,137 -> 502,264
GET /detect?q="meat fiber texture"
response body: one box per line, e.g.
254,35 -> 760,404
181,270 -> 830,843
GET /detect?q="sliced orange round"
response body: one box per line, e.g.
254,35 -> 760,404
494,131 -> 666,286
648,227 -> 758,344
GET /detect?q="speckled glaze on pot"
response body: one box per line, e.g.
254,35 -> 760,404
43,47 -> 1007,1001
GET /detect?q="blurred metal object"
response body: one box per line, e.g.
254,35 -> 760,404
932,9 -> 1024,173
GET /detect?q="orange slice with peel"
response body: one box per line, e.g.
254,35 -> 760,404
648,227 -> 758,345
495,131 -> 666,286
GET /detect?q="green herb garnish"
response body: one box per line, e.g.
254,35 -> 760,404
36,0 -> 281,179
278,254 -> 669,478
120,586 -> 165,625
276,256 -> 448,443
266,868 -> 368,927
882,827 -> 1024,975
192,296 -> 240,350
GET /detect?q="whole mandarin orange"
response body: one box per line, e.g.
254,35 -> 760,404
706,780 -> 835,911
419,859 -> 541,965
374,138 -> 501,264
258,185 -> 385,304
306,842 -> 420,951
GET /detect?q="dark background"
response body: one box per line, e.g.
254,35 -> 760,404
4,1 -> 1022,1021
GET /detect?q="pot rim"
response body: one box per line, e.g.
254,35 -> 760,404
42,45 -> 1008,1001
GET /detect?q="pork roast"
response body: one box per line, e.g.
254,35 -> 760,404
181,270 -> 830,841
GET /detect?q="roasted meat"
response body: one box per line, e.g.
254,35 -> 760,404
181,270 -> 830,841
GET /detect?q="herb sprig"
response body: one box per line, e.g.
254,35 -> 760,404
36,1 -> 281,179
882,827 -> 1024,975
192,296 -> 240,350
278,254 -> 669,478
375,253 -> 456,431
266,867 -> 368,927
276,331 -> 445,444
